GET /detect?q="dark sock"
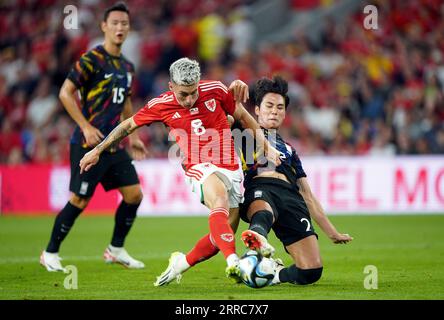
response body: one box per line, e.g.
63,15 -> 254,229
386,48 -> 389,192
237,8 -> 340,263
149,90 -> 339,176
46,202 -> 83,253
110,201 -> 140,247
249,210 -> 274,238
279,265 -> 297,283
279,265 -> 323,285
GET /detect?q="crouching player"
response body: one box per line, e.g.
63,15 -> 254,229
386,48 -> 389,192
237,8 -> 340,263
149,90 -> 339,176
239,76 -> 353,285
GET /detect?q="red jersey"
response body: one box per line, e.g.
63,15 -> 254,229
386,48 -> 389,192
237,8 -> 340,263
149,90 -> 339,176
133,80 -> 239,171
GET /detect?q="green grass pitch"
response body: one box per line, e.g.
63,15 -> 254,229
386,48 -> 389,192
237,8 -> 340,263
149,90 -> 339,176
0,215 -> 443,300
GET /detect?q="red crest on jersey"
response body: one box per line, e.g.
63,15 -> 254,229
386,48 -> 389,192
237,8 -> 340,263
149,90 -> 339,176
221,233 -> 234,242
204,99 -> 216,112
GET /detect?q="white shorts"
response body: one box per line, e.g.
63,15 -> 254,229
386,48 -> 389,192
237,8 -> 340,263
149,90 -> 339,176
184,162 -> 244,208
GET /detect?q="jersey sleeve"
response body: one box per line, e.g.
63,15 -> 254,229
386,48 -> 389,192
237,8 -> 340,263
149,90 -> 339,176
133,98 -> 163,127
67,53 -> 95,89
292,148 -> 307,179
219,84 -> 236,115
126,61 -> 135,97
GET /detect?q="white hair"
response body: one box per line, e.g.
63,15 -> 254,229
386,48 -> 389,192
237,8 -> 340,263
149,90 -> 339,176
169,58 -> 201,85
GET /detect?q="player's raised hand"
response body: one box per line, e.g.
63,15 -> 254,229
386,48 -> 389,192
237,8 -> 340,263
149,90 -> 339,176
330,233 -> 353,244
82,124 -> 105,147
265,145 -> 282,167
129,138 -> 148,161
227,115 -> 235,127
79,148 -> 100,174
228,79 -> 249,103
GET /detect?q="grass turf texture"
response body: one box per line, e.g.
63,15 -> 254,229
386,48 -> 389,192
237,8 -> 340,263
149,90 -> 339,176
0,215 -> 443,300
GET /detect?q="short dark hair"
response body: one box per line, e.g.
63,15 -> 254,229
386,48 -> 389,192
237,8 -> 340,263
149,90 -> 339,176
253,76 -> 290,108
104,2 -> 130,22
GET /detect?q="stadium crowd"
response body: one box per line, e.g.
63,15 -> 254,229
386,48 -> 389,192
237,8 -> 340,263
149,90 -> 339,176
0,0 -> 443,165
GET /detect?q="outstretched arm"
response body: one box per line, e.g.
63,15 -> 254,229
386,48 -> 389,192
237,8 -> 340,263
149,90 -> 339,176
297,177 -> 353,244
79,117 -> 140,173
232,102 -> 281,166
121,99 -> 148,160
59,79 -> 105,147
227,114 -> 235,127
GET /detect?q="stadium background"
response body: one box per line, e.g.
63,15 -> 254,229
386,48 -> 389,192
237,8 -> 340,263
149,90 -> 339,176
0,0 -> 443,300
0,0 -> 443,215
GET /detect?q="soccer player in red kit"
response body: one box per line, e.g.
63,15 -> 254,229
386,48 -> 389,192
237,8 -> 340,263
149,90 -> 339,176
79,58 -> 281,284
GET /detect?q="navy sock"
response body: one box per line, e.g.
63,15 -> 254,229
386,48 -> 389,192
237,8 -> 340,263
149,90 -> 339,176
46,202 -> 83,253
111,201 -> 140,247
279,265 -> 323,285
249,210 -> 274,238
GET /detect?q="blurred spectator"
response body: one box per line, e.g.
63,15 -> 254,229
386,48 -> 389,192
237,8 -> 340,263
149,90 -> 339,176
369,121 -> 396,156
196,0 -> 227,62
433,126 -> 444,154
9,90 -> 28,130
0,118 -> 22,163
226,7 -> 255,59
0,74 -> 13,122
169,16 -> 199,58
0,0 -> 443,165
395,129 -> 413,155
7,147 -> 25,165
26,76 -> 58,129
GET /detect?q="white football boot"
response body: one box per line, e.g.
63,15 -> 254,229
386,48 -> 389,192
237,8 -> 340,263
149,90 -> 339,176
154,252 -> 190,287
271,258 -> 285,285
241,230 -> 275,258
40,251 -> 67,273
103,246 -> 145,269
225,253 -> 242,283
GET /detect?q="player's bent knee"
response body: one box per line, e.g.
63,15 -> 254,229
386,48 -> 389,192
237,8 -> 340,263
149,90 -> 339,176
209,194 -> 230,209
248,209 -> 274,224
70,195 -> 90,209
123,190 -> 143,205
287,265 -> 323,285
217,194 -> 230,207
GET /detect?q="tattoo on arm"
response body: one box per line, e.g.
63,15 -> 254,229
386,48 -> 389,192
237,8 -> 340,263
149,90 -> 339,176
96,121 -> 135,153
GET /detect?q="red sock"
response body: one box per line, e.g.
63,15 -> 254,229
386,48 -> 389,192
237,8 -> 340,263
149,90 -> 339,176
185,234 -> 219,266
208,207 -> 236,259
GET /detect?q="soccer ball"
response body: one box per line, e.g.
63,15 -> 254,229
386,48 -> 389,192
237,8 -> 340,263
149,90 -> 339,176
239,250 -> 276,289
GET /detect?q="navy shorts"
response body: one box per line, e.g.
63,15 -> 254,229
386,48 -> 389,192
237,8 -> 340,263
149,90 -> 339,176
240,177 -> 318,246
69,144 -> 140,197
